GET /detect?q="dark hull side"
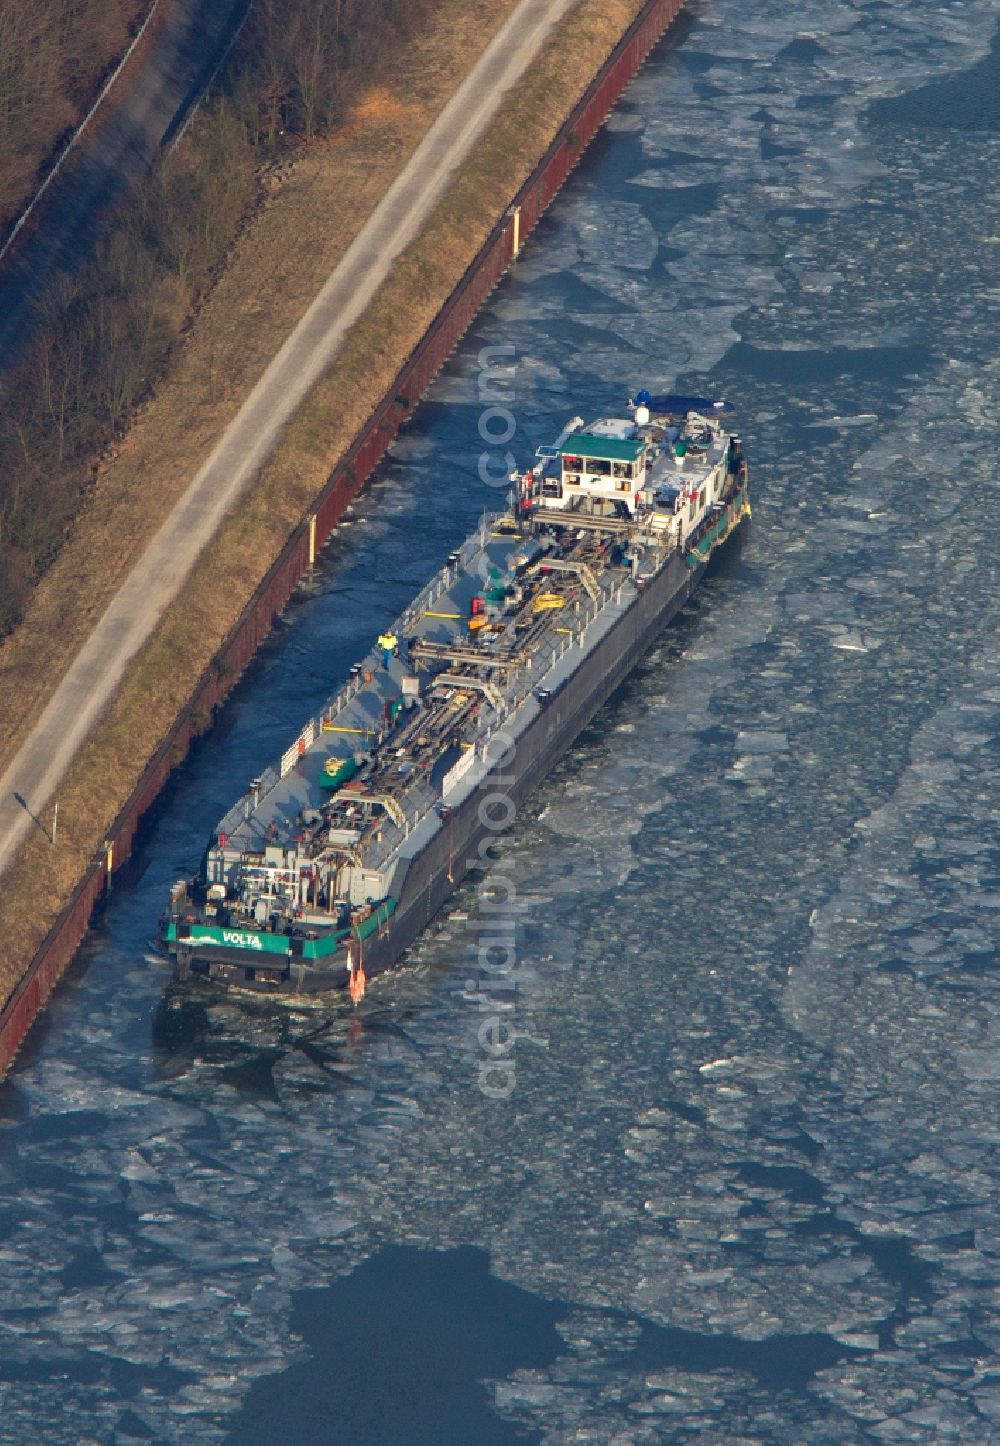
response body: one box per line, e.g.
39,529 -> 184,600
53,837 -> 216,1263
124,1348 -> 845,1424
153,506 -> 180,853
355,531 -> 730,982
174,506 -> 746,995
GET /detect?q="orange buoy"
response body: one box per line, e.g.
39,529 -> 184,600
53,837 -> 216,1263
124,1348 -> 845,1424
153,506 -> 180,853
347,943 -> 366,1005
349,963 -> 367,1005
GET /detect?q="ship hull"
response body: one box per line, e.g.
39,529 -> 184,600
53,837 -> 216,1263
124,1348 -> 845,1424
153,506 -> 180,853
360,531 -> 711,980
171,491 -> 747,994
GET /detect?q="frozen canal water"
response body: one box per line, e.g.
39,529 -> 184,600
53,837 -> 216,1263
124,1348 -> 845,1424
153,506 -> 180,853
1,1 -> 999,1441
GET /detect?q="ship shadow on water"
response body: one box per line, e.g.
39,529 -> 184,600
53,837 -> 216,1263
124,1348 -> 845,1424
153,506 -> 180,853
150,982 -> 439,1095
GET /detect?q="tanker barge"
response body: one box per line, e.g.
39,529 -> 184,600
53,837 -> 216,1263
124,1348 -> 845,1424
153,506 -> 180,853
163,393 -> 750,995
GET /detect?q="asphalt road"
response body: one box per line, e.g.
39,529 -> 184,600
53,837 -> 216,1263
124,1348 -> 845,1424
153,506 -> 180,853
0,0 -> 580,881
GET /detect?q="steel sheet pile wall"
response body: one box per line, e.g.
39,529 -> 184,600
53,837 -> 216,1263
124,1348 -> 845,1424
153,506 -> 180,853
0,0 -> 686,1077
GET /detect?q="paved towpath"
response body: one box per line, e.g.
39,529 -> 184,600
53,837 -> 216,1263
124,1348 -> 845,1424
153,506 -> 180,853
0,0 -> 579,880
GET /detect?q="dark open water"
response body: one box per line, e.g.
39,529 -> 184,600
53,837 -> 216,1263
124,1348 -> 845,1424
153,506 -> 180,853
1,2 -> 999,1441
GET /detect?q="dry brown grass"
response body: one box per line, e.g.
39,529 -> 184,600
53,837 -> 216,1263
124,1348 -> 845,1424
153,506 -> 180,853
0,0 -> 653,1000
0,0 -> 148,232
345,87 -> 417,131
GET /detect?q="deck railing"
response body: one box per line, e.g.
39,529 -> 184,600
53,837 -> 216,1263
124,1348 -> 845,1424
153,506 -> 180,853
220,524 -> 646,848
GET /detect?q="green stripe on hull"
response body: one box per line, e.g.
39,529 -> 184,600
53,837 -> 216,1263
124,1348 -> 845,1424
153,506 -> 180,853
184,924 -> 291,956
353,897 -> 397,942
684,491 -> 749,568
168,899 -> 397,960
299,898 -> 398,958
300,929 -> 347,960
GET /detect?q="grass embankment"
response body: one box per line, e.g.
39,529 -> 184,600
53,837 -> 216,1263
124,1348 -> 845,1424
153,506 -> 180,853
0,0 -> 148,233
0,0 -> 651,1002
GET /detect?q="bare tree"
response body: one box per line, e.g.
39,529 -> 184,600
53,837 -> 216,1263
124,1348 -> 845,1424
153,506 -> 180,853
290,0 -> 343,139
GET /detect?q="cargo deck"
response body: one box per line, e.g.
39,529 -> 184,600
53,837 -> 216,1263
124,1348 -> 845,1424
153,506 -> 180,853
165,395 -> 750,991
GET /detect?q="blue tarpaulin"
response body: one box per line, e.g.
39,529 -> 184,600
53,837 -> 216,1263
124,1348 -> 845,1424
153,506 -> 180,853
633,391 -> 733,415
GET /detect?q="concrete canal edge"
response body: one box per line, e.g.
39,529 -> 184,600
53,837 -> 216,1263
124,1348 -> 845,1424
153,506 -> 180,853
0,0 -> 687,1079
